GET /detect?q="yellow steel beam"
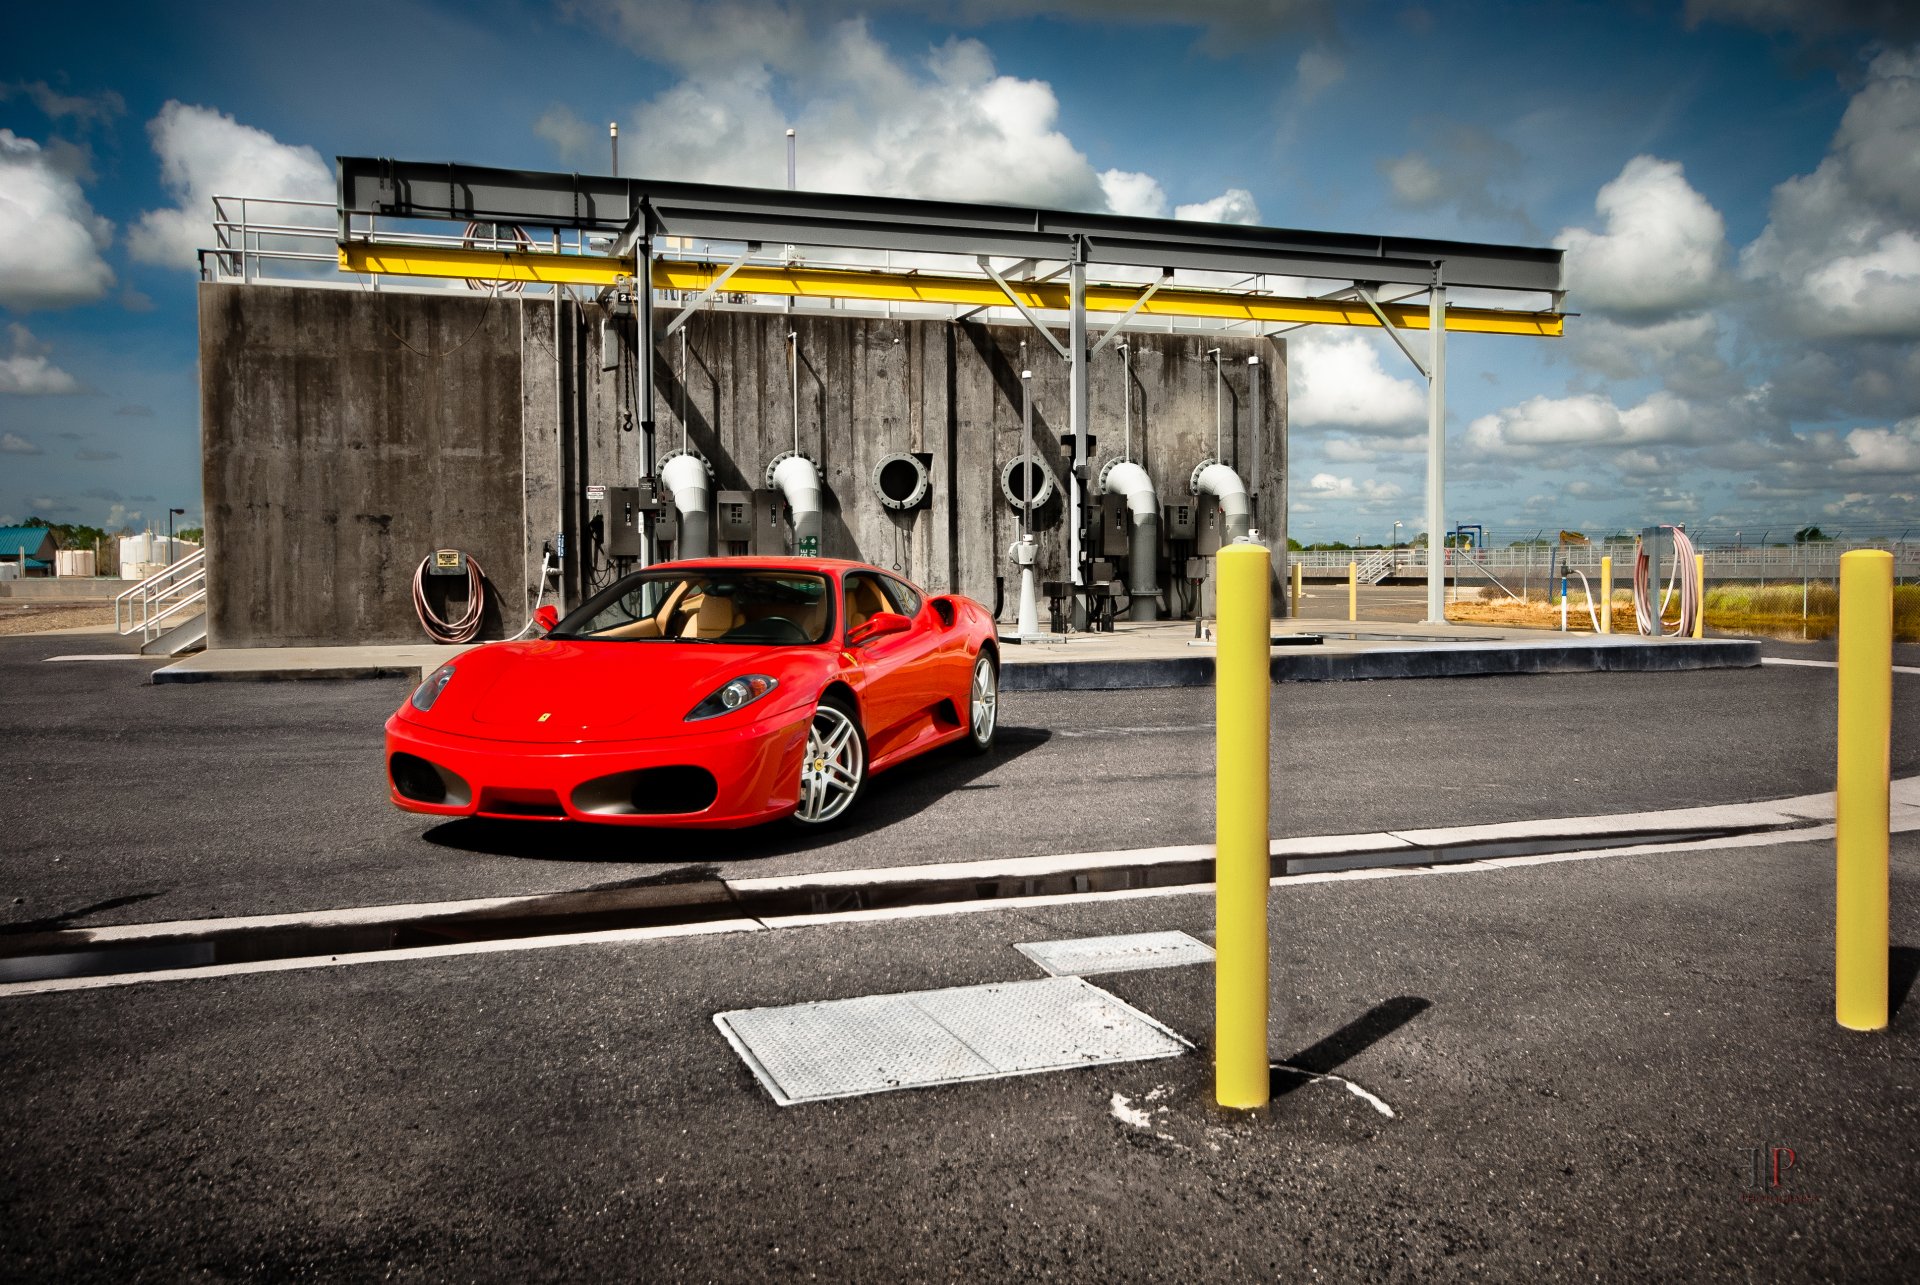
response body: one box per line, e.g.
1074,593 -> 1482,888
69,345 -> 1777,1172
340,242 -> 1562,337
340,243 -> 635,287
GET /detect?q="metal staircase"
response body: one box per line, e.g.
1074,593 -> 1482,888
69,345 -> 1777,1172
1357,550 -> 1396,584
115,550 -> 208,655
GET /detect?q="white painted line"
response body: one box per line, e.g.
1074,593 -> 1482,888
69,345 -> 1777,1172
1272,1063 -> 1396,1118
1387,800 -> 1810,848
43,654 -> 157,662
27,882 -> 735,948
1763,657 -> 1920,676
0,918 -> 765,999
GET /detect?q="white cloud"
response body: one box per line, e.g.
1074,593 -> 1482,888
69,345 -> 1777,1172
0,130 -> 115,310
1740,47 -> 1920,338
1,431 -> 42,454
1464,388 -> 1764,459
1377,124 -> 1531,230
1293,47 -> 1344,102
1289,331 -> 1426,433
0,324 -> 81,394
1555,156 -> 1729,317
1306,472 -> 1403,504
1098,169 -> 1168,218
128,102 -> 333,268
534,104 -> 597,162
1833,417 -> 1920,473
1174,188 -> 1261,225
0,81 -> 125,127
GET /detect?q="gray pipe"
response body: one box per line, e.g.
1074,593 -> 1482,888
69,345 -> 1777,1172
1102,460 -> 1160,621
661,452 -> 712,559
1194,461 -> 1252,545
771,453 -> 824,556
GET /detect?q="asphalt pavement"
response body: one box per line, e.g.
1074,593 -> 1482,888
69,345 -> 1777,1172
5,630 -> 1918,932
3,831 -> 1914,1280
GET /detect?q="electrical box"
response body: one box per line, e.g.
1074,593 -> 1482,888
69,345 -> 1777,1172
652,502 -> 678,547
715,490 -> 753,543
1095,494 -> 1127,558
1196,503 -> 1224,556
1163,501 -> 1195,540
603,486 -> 642,559
752,488 -> 785,555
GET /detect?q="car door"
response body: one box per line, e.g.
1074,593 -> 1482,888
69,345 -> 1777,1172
843,571 -> 941,756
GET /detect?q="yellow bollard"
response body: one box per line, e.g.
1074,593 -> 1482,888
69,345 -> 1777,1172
1215,541 -> 1272,1108
1291,560 -> 1304,619
1600,555 -> 1613,635
1348,560 -> 1358,622
1693,553 -> 1706,639
1836,549 -> 1892,1031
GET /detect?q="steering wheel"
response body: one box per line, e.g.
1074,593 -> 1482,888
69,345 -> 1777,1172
721,616 -> 811,644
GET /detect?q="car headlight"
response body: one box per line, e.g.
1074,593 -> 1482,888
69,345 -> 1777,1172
686,674 -> 778,722
410,662 -> 457,712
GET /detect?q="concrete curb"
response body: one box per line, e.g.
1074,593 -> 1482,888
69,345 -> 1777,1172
1000,638 -> 1760,691
152,664 -> 431,685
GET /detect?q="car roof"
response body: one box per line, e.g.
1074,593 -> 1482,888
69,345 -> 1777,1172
646,557 -> 904,579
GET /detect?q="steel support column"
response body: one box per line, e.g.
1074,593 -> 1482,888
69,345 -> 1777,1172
1425,283 -> 1448,623
635,207 -> 658,567
1069,250 -> 1089,628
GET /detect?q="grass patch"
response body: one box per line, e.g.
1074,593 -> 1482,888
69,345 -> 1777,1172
1449,582 -> 1920,642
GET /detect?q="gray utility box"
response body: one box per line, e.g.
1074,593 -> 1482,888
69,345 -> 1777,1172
1095,493 -> 1129,559
1163,501 -> 1196,540
752,488 -> 786,556
1196,502 -> 1225,556
602,486 -> 643,559
715,491 -> 754,543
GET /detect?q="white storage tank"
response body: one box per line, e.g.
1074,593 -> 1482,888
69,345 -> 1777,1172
119,533 -> 152,579
56,548 -> 98,578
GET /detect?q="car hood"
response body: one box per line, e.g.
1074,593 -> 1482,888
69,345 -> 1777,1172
409,638 -> 823,744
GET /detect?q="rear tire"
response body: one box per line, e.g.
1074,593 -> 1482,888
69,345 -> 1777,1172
966,652 -> 998,755
792,694 -> 866,827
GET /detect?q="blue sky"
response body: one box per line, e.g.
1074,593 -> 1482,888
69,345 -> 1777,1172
3,0 -> 1917,543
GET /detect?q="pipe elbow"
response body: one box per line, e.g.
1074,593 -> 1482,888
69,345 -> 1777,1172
660,452 -> 711,515
770,453 -> 824,517
1193,461 -> 1252,542
1102,460 -> 1160,520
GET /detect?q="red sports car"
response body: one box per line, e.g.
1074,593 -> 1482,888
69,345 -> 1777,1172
385,558 -> 999,828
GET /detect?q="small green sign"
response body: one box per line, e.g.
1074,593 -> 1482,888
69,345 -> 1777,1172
799,535 -> 819,556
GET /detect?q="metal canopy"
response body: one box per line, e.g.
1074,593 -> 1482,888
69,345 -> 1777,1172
337,157 -> 1562,293
337,155 -> 1566,626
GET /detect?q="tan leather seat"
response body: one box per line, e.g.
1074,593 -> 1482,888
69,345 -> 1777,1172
845,578 -> 892,632
682,594 -> 743,639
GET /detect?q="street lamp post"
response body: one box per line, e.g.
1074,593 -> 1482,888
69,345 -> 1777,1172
168,508 -> 185,567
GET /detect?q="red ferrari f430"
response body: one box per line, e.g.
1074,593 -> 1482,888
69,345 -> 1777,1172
385,559 -> 999,829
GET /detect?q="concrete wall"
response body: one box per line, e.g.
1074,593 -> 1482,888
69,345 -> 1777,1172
200,282 -> 1286,646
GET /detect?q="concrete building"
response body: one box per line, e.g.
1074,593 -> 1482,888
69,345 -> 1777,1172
199,282 -> 1283,648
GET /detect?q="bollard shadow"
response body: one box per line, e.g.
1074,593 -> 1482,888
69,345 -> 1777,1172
1892,946 -> 1920,1023
1,891 -> 167,936
1270,995 -> 1431,1098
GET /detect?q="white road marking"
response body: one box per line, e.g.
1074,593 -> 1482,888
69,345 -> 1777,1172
1272,1063 -> 1397,1118
1763,656 -> 1920,675
0,918 -> 764,999
43,654 -> 157,662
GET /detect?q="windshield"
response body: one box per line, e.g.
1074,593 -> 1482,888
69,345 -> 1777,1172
553,569 -> 834,645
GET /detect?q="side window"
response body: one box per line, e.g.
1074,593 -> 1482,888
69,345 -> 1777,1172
881,575 -> 921,618
844,574 -> 898,632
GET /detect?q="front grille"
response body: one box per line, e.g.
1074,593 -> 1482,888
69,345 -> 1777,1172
390,752 -> 448,804
629,766 -> 719,815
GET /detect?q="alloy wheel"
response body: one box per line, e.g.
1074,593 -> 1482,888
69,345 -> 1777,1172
795,701 -> 865,824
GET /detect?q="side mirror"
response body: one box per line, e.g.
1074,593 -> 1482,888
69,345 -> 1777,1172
534,605 -> 560,633
847,611 -> 911,647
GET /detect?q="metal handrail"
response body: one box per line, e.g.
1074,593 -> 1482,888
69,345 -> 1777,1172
115,549 -> 208,643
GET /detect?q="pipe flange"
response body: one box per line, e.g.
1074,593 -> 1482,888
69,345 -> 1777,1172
1190,458 -> 1221,495
872,452 -> 931,510
1095,455 -> 1134,496
764,449 -> 818,490
999,455 -> 1057,510
658,446 -> 708,469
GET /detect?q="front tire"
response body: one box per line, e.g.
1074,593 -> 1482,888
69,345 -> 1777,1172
966,652 -> 998,755
793,694 -> 866,826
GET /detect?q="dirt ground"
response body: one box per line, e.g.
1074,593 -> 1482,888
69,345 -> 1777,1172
0,602 -> 117,636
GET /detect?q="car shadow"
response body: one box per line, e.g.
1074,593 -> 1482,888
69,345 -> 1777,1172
421,724 -> 1052,864
1,891 -> 168,936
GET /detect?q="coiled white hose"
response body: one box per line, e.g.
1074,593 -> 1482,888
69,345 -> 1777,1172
413,553 -> 488,644
1633,526 -> 1700,636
